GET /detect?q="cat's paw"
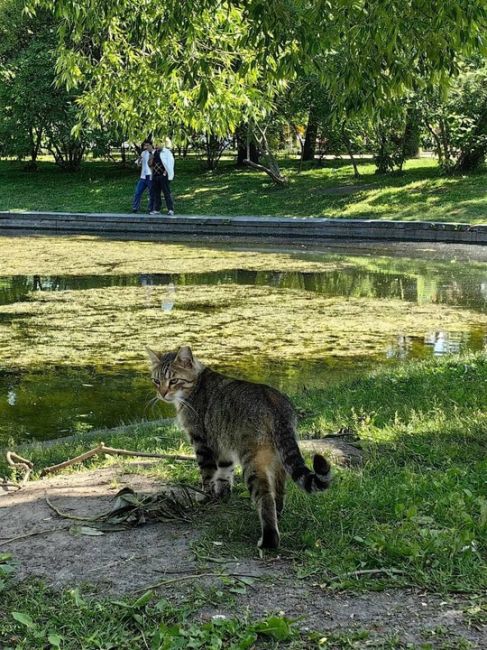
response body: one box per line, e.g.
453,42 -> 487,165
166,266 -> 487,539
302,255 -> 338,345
214,478 -> 232,499
258,527 -> 280,550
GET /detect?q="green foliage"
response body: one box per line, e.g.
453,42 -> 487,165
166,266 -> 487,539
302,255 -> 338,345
0,0 -> 118,169
421,61 -> 487,173
28,0 -> 487,141
0,1 -> 56,164
0,582 -> 297,649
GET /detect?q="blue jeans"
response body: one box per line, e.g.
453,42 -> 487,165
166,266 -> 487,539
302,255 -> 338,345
132,175 -> 153,211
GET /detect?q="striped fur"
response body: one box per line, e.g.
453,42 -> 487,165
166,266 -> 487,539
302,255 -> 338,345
147,346 -> 332,549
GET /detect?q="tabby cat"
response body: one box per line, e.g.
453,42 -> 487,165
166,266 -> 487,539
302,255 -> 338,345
148,346 -> 332,549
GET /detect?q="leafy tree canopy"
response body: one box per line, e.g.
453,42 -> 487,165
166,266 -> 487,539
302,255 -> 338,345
29,0 -> 487,138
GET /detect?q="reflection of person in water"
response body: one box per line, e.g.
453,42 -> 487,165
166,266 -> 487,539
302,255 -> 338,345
139,274 -> 154,287
33,275 -> 43,291
433,332 -> 448,356
139,275 -> 176,312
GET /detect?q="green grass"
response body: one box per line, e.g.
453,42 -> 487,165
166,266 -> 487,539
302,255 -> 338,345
1,354 -> 486,647
1,577 -> 426,649
0,580 -> 302,649
1,156 -> 486,223
2,354 -> 486,595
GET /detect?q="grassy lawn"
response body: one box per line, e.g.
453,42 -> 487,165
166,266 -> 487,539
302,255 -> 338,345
2,354 -> 486,589
1,354 -> 486,647
0,156 -> 486,223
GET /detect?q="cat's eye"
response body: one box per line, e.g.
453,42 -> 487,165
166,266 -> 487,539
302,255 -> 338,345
152,378 -> 160,386
169,378 -> 179,386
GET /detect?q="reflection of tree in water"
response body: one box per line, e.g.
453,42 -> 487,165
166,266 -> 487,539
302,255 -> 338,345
2,264 -> 487,311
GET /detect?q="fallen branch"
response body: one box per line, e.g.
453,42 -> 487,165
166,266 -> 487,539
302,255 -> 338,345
0,526 -> 67,548
326,568 -> 406,582
134,571 -> 259,594
5,428 -> 361,488
6,451 -> 34,486
243,159 -> 288,185
6,451 -> 34,469
45,492 -> 101,522
40,443 -> 195,477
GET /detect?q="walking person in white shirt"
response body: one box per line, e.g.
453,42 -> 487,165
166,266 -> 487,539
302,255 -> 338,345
131,140 -> 154,213
149,140 -> 175,215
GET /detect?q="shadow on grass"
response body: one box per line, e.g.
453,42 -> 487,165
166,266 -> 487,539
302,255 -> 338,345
3,157 -> 486,222
1,355 -> 486,594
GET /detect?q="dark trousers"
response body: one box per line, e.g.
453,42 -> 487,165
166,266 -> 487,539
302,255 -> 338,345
150,174 -> 174,212
132,175 -> 153,211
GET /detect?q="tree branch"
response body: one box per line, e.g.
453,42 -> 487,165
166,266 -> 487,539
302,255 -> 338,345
243,159 -> 288,185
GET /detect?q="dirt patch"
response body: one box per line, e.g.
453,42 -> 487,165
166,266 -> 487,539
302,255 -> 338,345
1,466 -> 485,647
201,584 -> 485,647
0,465 -> 201,594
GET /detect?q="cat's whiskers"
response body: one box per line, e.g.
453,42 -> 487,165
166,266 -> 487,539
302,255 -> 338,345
144,395 -> 161,415
174,396 -> 199,417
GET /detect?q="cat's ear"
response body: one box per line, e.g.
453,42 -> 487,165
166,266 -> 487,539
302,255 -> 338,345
146,347 -> 161,368
175,346 -> 194,368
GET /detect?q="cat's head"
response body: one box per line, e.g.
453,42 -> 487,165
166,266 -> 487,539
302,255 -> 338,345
147,346 -> 204,404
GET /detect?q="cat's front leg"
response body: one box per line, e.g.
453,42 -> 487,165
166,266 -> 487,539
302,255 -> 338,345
213,458 -> 235,499
191,433 -> 217,497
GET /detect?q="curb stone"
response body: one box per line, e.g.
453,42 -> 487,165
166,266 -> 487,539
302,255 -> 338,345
0,210 -> 486,244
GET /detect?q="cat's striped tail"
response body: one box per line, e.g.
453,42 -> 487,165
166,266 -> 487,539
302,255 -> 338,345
279,438 -> 332,493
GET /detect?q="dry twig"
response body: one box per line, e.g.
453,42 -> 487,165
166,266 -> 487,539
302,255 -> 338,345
0,526 -> 67,548
134,571 -> 259,593
326,568 -> 406,582
40,443 -> 195,477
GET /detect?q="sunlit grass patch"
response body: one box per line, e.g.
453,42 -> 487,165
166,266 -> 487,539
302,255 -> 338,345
2,354 -> 486,593
0,157 -> 486,222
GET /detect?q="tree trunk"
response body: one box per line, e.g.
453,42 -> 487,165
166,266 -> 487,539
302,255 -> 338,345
236,124 -> 259,166
425,122 -> 443,163
342,127 -> 360,178
120,144 -> 128,167
302,108 -> 318,161
245,122 -> 287,185
24,127 -> 43,171
402,110 -> 421,158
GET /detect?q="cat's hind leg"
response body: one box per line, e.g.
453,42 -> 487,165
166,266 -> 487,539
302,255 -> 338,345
243,447 -> 280,549
274,464 -> 286,519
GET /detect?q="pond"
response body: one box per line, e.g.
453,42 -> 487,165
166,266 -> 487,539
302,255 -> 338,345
1,237 -> 487,444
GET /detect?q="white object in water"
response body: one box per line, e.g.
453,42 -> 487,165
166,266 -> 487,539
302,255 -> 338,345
162,282 -> 176,313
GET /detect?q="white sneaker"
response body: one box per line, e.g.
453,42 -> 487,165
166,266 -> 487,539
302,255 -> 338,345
149,211 -> 161,215
168,210 -> 175,216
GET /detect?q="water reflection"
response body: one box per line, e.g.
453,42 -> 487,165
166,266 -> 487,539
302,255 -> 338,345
1,254 -> 487,444
2,267 -> 487,311
387,328 -> 487,359
0,356 -> 373,444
